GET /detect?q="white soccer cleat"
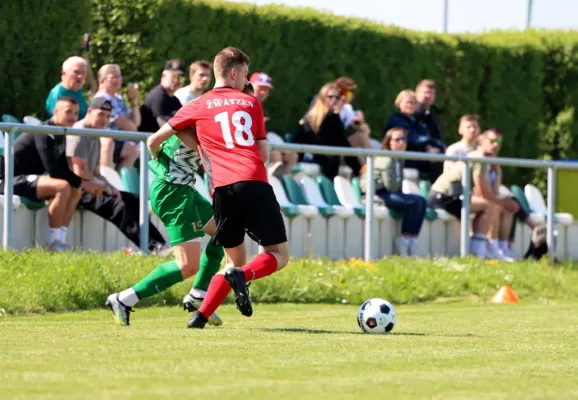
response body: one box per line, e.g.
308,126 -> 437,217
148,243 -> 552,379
105,293 -> 133,326
182,293 -> 223,326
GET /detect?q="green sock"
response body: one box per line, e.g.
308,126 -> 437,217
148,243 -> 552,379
192,241 -> 224,291
132,260 -> 184,300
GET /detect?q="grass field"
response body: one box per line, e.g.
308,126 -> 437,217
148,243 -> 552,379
2,301 -> 578,399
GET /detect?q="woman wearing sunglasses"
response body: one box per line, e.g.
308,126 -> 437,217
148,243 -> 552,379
293,82 -> 361,180
359,127 -> 427,256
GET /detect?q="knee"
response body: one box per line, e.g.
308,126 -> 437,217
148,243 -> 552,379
123,141 -> 139,161
54,180 -> 71,196
175,258 -> 199,279
273,246 -> 290,270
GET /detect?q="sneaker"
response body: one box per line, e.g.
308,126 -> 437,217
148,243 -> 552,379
408,238 -> 419,257
394,236 -> 409,257
485,242 -> 514,262
151,243 -> 173,257
224,268 -> 253,317
46,240 -> 66,252
105,293 -> 133,326
187,311 -> 208,329
182,293 -> 223,326
500,247 -> 520,261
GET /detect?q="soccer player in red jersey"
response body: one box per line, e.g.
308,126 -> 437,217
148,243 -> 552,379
153,47 -> 290,329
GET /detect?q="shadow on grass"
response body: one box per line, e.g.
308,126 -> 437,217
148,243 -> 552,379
256,328 -> 478,338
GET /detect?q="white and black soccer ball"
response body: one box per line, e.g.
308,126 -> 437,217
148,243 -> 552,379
357,298 -> 396,334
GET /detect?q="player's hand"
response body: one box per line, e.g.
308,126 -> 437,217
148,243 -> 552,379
148,144 -> 160,159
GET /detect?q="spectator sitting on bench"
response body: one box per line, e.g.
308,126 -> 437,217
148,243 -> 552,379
67,97 -> 168,253
0,97 -> 104,251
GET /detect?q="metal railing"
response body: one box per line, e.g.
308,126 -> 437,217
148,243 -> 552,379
0,123 -> 151,253
270,142 -> 578,264
2,122 -> 578,263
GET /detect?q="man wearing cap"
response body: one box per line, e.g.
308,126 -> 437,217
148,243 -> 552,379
67,97 -> 168,253
250,72 -> 298,177
139,59 -> 185,133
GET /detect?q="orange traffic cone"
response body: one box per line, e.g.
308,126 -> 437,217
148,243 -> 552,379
490,285 -> 520,304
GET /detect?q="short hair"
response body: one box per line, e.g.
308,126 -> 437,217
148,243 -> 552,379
97,64 -> 121,81
335,76 -> 357,93
480,128 -> 502,138
190,60 -> 212,75
56,96 -> 79,106
394,89 -> 416,109
459,114 -> 479,125
416,79 -> 435,91
213,47 -> 250,78
62,56 -> 88,72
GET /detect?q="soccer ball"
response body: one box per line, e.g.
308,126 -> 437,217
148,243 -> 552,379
357,298 -> 396,334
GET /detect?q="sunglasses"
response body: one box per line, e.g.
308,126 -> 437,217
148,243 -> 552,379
490,138 -> 503,145
392,137 -> 407,143
327,94 -> 341,100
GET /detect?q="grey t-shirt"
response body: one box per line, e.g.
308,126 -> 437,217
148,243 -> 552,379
66,120 -> 100,173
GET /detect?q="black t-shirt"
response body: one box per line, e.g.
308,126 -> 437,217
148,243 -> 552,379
139,84 -> 182,133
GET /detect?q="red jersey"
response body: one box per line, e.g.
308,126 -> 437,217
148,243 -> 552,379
168,87 -> 268,194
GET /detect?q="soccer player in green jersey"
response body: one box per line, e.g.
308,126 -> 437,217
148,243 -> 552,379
105,130 -> 225,327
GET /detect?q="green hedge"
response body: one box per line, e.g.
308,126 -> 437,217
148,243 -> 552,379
0,0 -> 90,120
2,251 -> 578,314
3,0 -> 578,185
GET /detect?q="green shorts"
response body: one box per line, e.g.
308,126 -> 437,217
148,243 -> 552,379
150,179 -> 214,246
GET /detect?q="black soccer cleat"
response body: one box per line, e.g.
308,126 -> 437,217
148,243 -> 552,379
187,311 -> 208,329
224,267 -> 253,317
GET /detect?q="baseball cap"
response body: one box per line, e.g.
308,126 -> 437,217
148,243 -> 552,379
89,97 -> 112,111
250,72 -> 273,88
164,59 -> 186,74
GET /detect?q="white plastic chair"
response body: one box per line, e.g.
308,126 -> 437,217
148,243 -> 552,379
23,116 -> 42,126
370,138 -> 381,149
333,176 -> 387,219
267,132 -> 285,145
498,184 -> 513,198
299,175 -> 354,257
99,166 -> 124,191
524,184 -> 573,225
269,175 -> 318,257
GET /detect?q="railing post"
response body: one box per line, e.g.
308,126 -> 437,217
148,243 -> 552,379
139,142 -> 150,254
2,128 -> 15,250
547,166 -> 556,264
460,162 -> 471,257
364,156 -> 375,262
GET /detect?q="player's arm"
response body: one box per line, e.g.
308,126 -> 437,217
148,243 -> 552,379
176,127 -> 199,151
254,101 -> 268,162
147,123 -> 177,158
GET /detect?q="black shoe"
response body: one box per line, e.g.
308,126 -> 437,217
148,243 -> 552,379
224,268 -> 253,317
187,311 -> 208,329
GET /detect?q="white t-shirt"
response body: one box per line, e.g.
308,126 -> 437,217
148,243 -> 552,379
444,141 -> 477,172
174,86 -> 197,106
339,103 -> 358,128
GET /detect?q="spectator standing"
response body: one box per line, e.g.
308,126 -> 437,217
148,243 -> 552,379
174,60 -> 212,105
46,56 -> 90,119
139,59 -> 185,133
94,64 -> 139,170
415,79 -> 443,143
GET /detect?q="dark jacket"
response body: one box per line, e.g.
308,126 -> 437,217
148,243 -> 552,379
384,112 -> 442,152
293,111 -> 361,179
415,103 -> 443,142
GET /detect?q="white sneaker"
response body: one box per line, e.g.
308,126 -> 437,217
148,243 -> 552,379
408,238 -> 419,256
182,293 -> 223,326
105,293 -> 132,326
485,242 -> 514,262
395,236 -> 409,257
500,247 -> 519,260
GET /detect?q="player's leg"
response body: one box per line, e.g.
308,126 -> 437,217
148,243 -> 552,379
182,192 -> 225,325
35,175 -> 73,250
189,185 -> 247,328
105,181 -> 203,326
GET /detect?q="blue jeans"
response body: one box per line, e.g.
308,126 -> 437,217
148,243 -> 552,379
376,189 -> 426,236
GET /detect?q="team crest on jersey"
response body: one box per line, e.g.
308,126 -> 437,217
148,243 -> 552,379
206,98 -> 254,109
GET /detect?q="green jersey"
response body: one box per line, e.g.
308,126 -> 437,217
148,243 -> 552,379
149,136 -> 201,186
